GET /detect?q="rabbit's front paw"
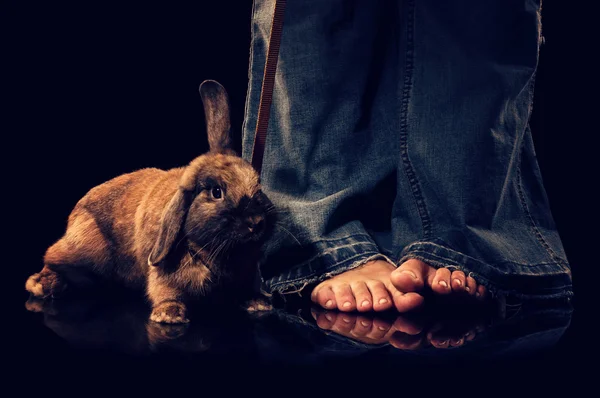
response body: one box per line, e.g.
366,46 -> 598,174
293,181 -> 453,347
150,301 -> 189,324
25,269 -> 66,298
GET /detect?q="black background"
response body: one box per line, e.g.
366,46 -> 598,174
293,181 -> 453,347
4,0 -> 595,388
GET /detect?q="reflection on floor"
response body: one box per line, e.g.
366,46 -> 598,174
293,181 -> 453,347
24,290 -> 572,365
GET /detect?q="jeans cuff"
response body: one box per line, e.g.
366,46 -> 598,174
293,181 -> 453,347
397,240 -> 573,300
266,234 -> 395,295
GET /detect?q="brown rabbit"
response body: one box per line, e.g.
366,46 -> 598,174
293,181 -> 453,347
25,80 -> 275,323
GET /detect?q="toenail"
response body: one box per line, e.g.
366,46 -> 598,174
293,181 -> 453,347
361,321 -> 369,327
325,300 -> 333,308
379,298 -> 388,305
325,314 -> 333,321
342,317 -> 351,323
401,270 -> 417,279
378,326 -> 387,331
439,280 -> 448,288
361,300 -> 370,308
466,286 -> 471,292
454,279 -> 462,286
343,301 -> 352,308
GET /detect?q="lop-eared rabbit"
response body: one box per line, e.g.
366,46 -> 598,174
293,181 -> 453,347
26,80 -> 275,323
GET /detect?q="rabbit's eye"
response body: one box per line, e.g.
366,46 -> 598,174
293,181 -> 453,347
211,186 -> 223,199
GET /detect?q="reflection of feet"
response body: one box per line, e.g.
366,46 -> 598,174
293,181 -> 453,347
25,267 -> 67,298
310,260 -> 424,312
310,308 -> 485,350
391,259 -> 487,304
150,301 -> 189,324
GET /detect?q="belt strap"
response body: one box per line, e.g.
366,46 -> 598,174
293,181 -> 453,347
251,0 -> 287,174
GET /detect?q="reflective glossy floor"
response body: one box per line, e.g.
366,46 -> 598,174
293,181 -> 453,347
18,287 -> 579,381
22,293 -> 572,361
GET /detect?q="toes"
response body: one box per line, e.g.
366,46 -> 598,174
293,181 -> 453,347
350,281 -> 373,312
392,290 -> 425,312
390,331 -> 423,350
332,284 -> 357,311
464,329 -> 477,341
350,315 -> 372,338
390,259 -> 429,292
465,276 -> 477,296
451,270 -> 466,293
367,318 -> 393,340
429,338 -> 450,349
392,316 -> 424,336
450,336 -> 465,347
365,280 -> 392,311
427,327 -> 451,349
431,268 -> 452,295
476,284 -> 487,300
311,285 -> 337,310
333,312 -> 356,334
311,309 -> 337,330
389,316 -> 425,350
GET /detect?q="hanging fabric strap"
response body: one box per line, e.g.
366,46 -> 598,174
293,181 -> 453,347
251,0 -> 287,174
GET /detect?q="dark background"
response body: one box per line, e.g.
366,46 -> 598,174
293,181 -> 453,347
4,0 -> 595,386
6,1 -> 592,297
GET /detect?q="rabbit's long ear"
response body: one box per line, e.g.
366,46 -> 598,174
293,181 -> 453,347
199,80 -> 234,154
148,189 -> 192,267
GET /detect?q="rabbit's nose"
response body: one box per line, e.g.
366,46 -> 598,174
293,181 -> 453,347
246,216 -> 265,234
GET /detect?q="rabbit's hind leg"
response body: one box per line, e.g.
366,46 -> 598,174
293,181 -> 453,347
26,206 -> 114,297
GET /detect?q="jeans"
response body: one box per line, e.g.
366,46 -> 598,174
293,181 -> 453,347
242,0 -> 572,300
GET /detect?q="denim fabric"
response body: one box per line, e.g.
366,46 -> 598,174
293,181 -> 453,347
242,0 -> 572,299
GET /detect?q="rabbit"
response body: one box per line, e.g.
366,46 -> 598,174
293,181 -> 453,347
25,80 -> 276,324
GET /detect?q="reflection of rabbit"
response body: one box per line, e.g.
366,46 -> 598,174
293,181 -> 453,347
25,296 -> 256,354
26,80 -> 275,323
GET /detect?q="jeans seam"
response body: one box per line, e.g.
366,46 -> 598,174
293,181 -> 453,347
515,73 -> 565,265
402,247 -> 569,277
516,152 -> 564,264
398,0 -> 432,240
273,240 -> 380,280
308,233 -> 375,244
405,240 -> 568,269
242,0 -> 259,161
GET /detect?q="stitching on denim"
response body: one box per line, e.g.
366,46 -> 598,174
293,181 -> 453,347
403,240 -> 569,269
516,159 -> 566,264
309,233 -> 375,244
270,252 -> 384,288
284,241 -> 379,271
398,0 -> 432,240
269,252 -> 388,290
402,249 -> 569,277
241,0 -> 260,160
515,76 -> 565,265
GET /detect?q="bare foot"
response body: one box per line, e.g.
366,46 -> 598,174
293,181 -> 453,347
391,259 -> 487,301
310,260 -> 425,313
